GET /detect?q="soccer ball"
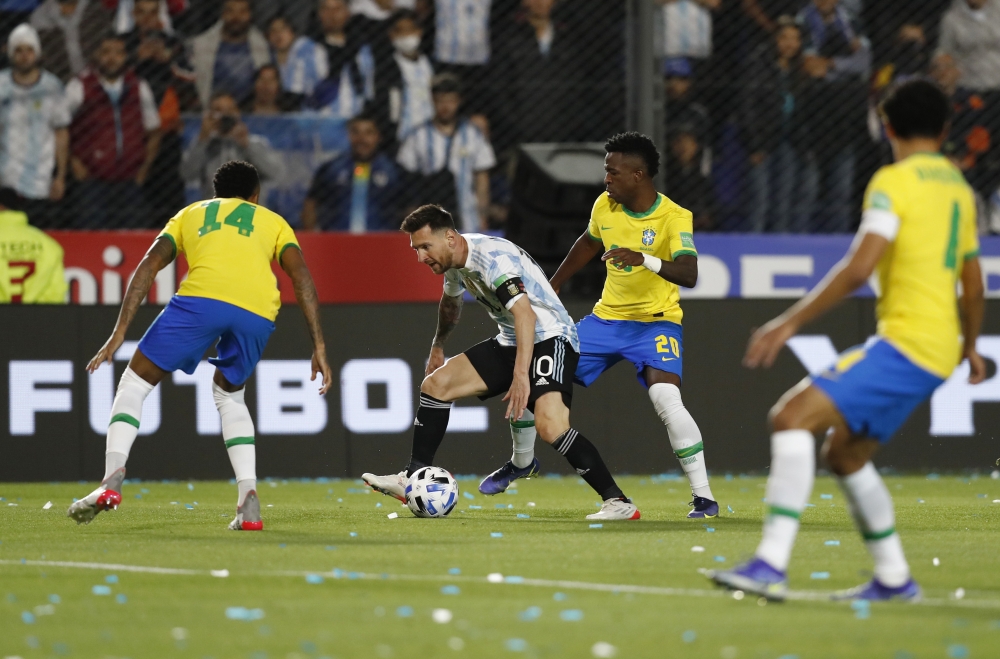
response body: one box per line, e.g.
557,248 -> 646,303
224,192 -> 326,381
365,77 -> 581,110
405,467 -> 459,518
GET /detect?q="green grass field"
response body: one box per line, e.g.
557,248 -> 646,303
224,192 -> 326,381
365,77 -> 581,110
1,474 -> 999,659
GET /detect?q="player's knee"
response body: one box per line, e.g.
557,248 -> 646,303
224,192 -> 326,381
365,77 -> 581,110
532,407 -> 570,444
821,438 -> 865,476
419,372 -> 450,402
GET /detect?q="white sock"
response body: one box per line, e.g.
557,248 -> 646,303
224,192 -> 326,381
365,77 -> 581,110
104,367 -> 155,481
213,383 -> 257,504
838,462 -> 910,587
510,409 -> 536,469
756,429 -> 815,572
649,383 -> 714,500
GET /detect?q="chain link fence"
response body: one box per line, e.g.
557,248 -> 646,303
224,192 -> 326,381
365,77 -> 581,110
0,0 -> 996,237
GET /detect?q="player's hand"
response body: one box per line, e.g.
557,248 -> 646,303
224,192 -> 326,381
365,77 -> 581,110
966,349 -> 987,385
744,317 -> 797,369
426,344 -> 446,376
503,370 -> 530,421
311,347 -> 332,395
602,248 -> 643,270
87,331 -> 125,374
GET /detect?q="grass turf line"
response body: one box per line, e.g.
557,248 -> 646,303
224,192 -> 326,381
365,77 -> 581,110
1,475 -> 999,658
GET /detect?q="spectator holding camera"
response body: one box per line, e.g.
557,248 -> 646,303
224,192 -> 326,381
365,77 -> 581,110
180,90 -> 281,200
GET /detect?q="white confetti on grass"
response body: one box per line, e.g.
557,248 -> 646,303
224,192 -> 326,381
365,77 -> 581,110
42,502 -> 52,510
432,608 -> 452,624
591,642 -> 617,658
691,546 -> 705,553
387,513 -> 398,519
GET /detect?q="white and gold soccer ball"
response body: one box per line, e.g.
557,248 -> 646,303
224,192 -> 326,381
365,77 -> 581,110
405,467 -> 459,518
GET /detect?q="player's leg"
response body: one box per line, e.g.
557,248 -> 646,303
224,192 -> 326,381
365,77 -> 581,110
67,349 -> 168,524
364,348 -> 491,501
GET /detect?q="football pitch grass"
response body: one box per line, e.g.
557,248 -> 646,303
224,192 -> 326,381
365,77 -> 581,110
2,475 -> 999,659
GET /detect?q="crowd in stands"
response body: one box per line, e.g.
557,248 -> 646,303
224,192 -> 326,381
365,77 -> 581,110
0,0 -> 996,234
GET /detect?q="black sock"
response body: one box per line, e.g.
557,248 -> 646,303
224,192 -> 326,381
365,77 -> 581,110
406,393 -> 452,476
551,429 -> 624,501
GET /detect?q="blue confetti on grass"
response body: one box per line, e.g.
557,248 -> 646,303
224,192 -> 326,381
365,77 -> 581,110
92,585 -> 112,595
559,609 -> 584,621
278,543 -> 287,548
396,606 -> 413,618
810,572 -> 830,580
519,606 -> 542,621
115,594 -> 127,604
21,611 -> 35,624
495,504 -> 507,509
589,523 -> 603,529
105,575 -> 118,584
491,532 -> 503,538
947,644 -> 969,659
225,607 -> 265,621
505,576 -> 524,584
48,594 -> 60,604
376,502 -> 382,508
448,568 -> 461,575
553,592 -> 567,601
187,483 -> 194,491
517,514 -> 530,519
727,505 -> 734,513
441,585 -> 460,595
705,527 -> 715,533
463,492 -> 475,500
820,493 -> 833,500
325,546 -> 336,551
349,532 -> 358,537
713,556 -> 726,562
682,630 -> 696,643
825,540 -> 841,546
469,505 -> 482,510
505,638 -> 528,652
305,574 -> 324,584
852,600 -> 871,620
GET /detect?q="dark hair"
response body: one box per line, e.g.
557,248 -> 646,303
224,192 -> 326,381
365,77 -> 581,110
605,131 -> 660,177
213,160 -> 260,200
880,78 -> 950,139
389,9 -> 419,28
266,14 -> 294,32
400,204 -> 455,233
0,187 -> 23,211
431,73 -> 461,96
349,108 -> 379,128
253,63 -> 281,84
98,30 -> 127,47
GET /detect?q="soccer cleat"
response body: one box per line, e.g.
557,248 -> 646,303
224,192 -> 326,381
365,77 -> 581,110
67,467 -> 126,525
478,458 -> 540,495
229,490 -> 263,531
708,557 -> 788,601
832,578 -> 922,602
362,471 -> 408,503
687,496 -> 719,519
586,497 -> 641,521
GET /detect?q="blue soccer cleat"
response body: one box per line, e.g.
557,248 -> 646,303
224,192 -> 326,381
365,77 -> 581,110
708,557 -> 788,601
478,458 -> 540,495
832,578 -> 922,602
687,496 -> 719,519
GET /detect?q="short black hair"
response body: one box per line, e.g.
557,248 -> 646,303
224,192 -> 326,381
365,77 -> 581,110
213,160 -> 260,200
389,9 -> 419,28
348,108 -> 379,129
880,78 -> 950,140
266,14 -> 294,32
605,131 -> 660,178
431,73 -> 461,96
400,204 -> 455,233
0,187 -> 23,211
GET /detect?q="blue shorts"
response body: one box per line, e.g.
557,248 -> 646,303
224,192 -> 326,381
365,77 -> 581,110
812,338 -> 944,443
138,296 -> 275,386
574,314 -> 683,388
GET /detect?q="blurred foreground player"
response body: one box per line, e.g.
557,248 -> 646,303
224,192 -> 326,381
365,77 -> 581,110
710,79 -> 985,601
68,161 -> 332,530
363,205 -> 640,520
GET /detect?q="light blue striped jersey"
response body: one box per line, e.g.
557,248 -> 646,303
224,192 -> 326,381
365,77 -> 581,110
392,52 -> 434,140
661,0 -> 712,59
434,0 -> 491,65
279,36 -> 328,96
0,69 -> 70,200
443,233 -> 579,350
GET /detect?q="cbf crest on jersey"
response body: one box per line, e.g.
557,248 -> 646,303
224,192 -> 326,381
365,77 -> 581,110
642,228 -> 656,246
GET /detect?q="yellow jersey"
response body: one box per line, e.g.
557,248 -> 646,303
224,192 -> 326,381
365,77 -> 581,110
587,192 -> 696,324
0,210 -> 67,304
864,153 -> 979,378
160,198 -> 300,321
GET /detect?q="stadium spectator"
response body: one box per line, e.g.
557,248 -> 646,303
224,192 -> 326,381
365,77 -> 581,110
743,17 -> 816,232
242,64 -> 300,114
741,0 -> 805,39
663,57 -> 711,145
872,23 -> 932,92
496,0 -> 577,149
251,0 -> 312,35
0,0 -> 41,47
312,0 -> 375,106
267,14 -> 326,96
106,0 -> 184,35
375,9 -> 433,143
656,0 -> 720,66
187,0 -> 269,107
397,73 -> 495,231
431,0 -> 492,114
303,111 -> 400,231
935,0 -> 1000,95
0,187 -> 67,303
664,125 -> 716,231
30,0 -> 111,82
181,91 -> 281,200
0,24 -> 70,228
66,32 -> 161,227
797,0 -> 870,232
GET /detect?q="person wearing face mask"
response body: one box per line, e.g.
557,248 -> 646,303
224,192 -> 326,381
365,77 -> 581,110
181,91 -> 282,202
373,9 -> 433,148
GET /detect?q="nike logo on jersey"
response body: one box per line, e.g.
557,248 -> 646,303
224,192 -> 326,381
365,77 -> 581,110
661,357 -> 677,362
535,377 -> 550,386
601,226 -> 613,230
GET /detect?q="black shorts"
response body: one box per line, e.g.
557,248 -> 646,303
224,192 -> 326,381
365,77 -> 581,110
463,336 -> 579,412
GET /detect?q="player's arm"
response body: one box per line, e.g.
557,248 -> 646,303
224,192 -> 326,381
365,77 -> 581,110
427,291 -> 463,375
503,295 -> 535,422
603,250 -> 698,288
550,231 -> 603,293
87,235 -> 176,373
280,245 -> 332,395
744,232 -> 889,369
959,256 -> 986,384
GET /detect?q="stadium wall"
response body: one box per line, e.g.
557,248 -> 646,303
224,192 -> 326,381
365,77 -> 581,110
3,300 -> 1000,482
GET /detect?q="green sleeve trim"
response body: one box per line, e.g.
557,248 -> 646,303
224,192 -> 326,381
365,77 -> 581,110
587,230 -> 602,242
862,527 -> 896,541
278,242 -> 300,263
493,274 -> 511,287
109,413 -> 140,429
963,249 -> 980,261
509,419 -> 535,429
671,249 -> 698,260
160,233 -> 177,260
673,442 -> 704,459
768,505 -> 801,521
224,436 -> 256,449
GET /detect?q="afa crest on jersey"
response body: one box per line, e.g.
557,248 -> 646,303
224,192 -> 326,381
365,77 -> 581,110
642,228 -> 656,246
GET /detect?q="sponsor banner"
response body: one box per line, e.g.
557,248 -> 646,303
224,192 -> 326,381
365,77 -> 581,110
3,301 -> 1000,482
45,231 -> 1000,306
